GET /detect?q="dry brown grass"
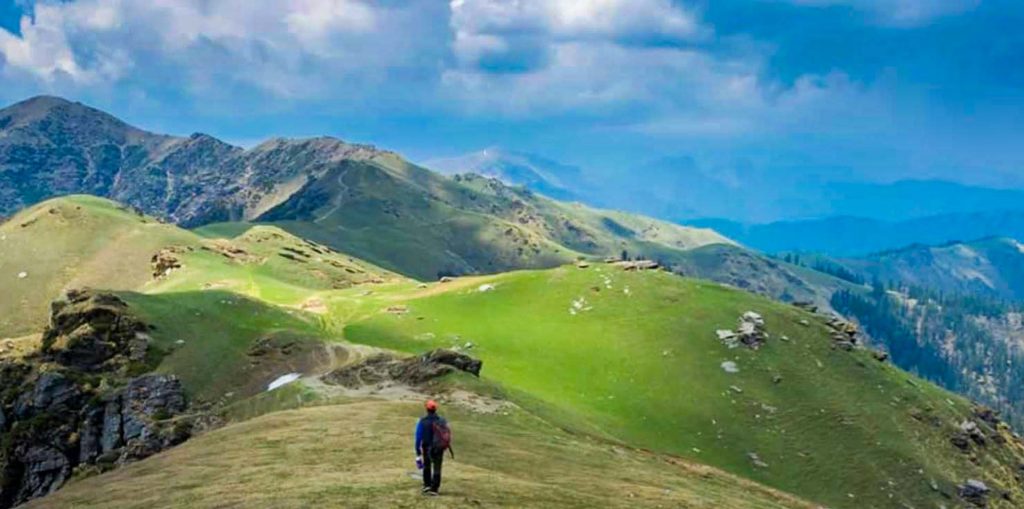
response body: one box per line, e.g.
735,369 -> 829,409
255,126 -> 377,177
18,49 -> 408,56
31,400 -> 813,509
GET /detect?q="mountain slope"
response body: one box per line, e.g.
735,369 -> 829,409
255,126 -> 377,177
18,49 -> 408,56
844,237 -> 1024,301
0,96 -> 731,282
0,195 -> 399,338
208,166 -> 731,281
338,266 -> 1024,509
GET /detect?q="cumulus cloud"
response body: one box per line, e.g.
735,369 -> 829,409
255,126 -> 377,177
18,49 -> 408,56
444,0 -> 865,136
0,0 -> 889,140
449,0 -> 708,71
0,0 -> 441,98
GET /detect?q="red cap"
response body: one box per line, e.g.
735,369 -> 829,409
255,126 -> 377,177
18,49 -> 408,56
425,400 -> 438,411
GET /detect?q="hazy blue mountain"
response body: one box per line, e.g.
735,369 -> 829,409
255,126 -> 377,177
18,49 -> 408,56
842,237 -> 1024,302
691,211 -> 1024,256
423,147 -> 585,201
430,150 -> 1024,241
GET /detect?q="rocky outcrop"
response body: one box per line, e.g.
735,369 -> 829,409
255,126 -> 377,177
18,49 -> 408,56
40,289 -> 150,373
612,260 -> 660,271
716,312 -> 768,349
825,315 -> 860,351
951,405 -> 1016,455
0,290 -> 194,509
323,349 -> 483,389
151,246 -> 192,279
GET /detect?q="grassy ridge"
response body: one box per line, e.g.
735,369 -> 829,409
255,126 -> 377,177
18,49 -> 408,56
0,195 -> 398,337
340,266 -> 1024,509
0,195 -> 196,336
27,401 -> 813,509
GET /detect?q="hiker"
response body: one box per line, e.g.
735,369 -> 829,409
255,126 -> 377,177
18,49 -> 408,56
414,399 -> 453,496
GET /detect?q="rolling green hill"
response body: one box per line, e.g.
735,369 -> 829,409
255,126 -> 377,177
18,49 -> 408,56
333,267 -> 1024,509
5,199 -> 1023,508
0,195 -> 399,338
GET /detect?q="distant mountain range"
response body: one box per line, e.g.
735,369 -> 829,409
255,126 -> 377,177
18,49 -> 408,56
841,237 -> 1024,302
429,148 -> 1024,256
0,96 -> 729,281
691,212 -> 1024,256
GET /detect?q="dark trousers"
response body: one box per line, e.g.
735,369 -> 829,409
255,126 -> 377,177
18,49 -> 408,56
422,449 -> 443,492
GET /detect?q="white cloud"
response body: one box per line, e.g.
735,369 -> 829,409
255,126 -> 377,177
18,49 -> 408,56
0,0 -> 880,141
444,0 -> 866,136
450,0 -> 707,69
0,0 -> 438,97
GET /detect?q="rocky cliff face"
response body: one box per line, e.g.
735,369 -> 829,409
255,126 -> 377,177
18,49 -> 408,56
0,290 -> 196,509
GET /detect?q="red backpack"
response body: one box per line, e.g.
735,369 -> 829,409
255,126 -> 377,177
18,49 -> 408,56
431,418 -> 454,458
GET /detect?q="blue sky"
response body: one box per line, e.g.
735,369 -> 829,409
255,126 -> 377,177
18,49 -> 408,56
1,0 -> 1022,189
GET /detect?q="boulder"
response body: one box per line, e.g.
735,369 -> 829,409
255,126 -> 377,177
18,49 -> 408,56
421,349 -> 483,377
150,247 -> 186,279
958,479 -> 990,507
715,312 -> 768,349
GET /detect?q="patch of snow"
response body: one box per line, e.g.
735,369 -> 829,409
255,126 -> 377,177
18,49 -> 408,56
721,361 -> 739,373
267,373 -> 302,392
478,284 -> 496,292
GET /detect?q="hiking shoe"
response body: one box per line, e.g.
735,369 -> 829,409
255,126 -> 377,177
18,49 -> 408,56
421,486 -> 431,493
425,491 -> 439,497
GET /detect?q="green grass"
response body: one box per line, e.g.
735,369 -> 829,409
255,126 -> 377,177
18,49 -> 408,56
7,195 -> 1024,509
120,290 -> 329,403
0,195 -> 197,336
340,266 -> 1024,509
0,196 -> 398,337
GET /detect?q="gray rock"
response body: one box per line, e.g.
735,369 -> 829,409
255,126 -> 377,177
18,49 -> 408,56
121,375 -> 186,442
78,406 -> 104,464
14,372 -> 80,418
14,446 -> 71,501
101,398 -> 123,453
958,479 -> 989,507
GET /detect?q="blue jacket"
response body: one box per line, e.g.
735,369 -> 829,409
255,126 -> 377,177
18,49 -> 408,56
414,413 -> 439,454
